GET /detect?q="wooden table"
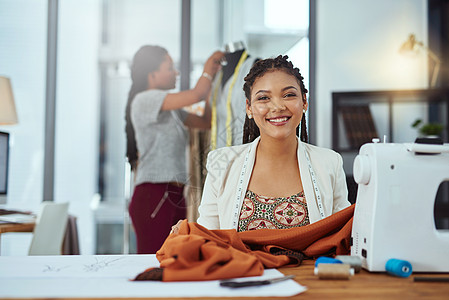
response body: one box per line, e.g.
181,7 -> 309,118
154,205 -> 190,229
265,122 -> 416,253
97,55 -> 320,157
278,260 -> 449,299
0,222 -> 35,234
146,260 -> 449,300
2,259 -> 447,300
145,260 -> 449,300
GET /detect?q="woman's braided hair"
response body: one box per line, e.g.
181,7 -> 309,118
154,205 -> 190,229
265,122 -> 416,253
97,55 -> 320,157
242,55 -> 308,144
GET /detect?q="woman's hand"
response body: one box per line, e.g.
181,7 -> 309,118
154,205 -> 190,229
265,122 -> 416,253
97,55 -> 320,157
161,50 -> 224,111
170,219 -> 185,235
203,51 -> 225,78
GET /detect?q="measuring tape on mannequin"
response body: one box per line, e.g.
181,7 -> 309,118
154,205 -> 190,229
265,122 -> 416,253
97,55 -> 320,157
231,146 -> 325,229
210,72 -> 222,150
211,50 -> 248,150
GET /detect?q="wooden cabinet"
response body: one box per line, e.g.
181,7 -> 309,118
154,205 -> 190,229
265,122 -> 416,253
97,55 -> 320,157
332,89 -> 449,152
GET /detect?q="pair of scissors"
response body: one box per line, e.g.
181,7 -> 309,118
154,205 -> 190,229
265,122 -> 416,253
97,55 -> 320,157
220,275 -> 295,288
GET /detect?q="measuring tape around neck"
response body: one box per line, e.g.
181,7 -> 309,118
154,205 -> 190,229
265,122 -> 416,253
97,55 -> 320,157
231,146 -> 251,229
231,142 -> 325,228
304,150 -> 325,219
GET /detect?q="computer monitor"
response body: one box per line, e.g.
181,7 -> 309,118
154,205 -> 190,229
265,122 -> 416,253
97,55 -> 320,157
0,131 -> 9,204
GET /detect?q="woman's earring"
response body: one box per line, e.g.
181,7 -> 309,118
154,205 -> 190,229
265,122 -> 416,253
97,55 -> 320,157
248,114 -> 252,119
303,109 -> 306,114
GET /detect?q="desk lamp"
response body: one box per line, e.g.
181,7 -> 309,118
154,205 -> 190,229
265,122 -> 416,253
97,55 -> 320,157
399,34 -> 441,88
0,76 -> 18,125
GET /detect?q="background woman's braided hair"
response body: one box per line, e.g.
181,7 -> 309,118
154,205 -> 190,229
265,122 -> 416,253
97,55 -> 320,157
242,55 -> 309,144
125,45 -> 168,170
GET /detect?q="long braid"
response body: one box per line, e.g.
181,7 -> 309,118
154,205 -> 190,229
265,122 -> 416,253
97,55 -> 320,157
300,114 -> 308,143
242,55 -> 308,144
125,45 -> 168,170
242,115 -> 260,144
125,82 -> 146,170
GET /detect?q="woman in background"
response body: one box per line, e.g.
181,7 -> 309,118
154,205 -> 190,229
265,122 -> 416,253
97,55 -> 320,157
125,45 -> 223,253
197,55 -> 350,231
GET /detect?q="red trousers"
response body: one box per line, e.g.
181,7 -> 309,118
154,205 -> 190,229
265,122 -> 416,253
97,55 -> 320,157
129,182 -> 186,254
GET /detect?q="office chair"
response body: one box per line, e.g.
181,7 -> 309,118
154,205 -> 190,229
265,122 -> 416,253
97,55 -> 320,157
28,201 -> 69,255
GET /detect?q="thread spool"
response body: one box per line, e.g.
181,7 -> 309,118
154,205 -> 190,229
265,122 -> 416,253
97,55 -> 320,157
335,255 -> 362,273
314,264 -> 354,280
315,256 -> 343,267
385,258 -> 413,278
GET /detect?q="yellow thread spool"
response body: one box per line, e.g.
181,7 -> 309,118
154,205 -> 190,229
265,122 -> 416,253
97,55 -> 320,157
314,263 -> 354,280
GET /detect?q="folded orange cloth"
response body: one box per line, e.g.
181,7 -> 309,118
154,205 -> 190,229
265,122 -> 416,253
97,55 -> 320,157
135,204 -> 354,282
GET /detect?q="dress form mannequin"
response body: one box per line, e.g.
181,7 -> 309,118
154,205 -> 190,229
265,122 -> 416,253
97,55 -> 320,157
211,41 -> 258,148
221,41 -> 249,87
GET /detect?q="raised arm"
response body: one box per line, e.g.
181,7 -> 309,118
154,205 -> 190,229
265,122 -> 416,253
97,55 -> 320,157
183,92 -> 212,129
161,51 -> 224,111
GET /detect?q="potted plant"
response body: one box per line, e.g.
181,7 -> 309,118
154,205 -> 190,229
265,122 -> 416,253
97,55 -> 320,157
411,119 -> 444,137
411,119 -> 444,145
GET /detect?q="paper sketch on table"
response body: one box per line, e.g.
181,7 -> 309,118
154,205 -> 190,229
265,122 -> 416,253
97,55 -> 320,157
42,264 -> 71,273
0,254 -> 307,298
82,256 -> 125,272
0,254 -> 159,279
40,257 -> 123,273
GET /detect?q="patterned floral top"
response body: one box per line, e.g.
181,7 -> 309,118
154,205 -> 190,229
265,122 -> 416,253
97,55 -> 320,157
238,190 -> 310,232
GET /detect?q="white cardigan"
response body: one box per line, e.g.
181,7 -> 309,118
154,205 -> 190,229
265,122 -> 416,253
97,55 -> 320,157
197,137 -> 350,230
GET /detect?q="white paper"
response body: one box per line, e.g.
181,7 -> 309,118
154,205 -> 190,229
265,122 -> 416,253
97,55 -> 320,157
0,254 -> 158,279
0,213 -> 36,223
0,254 -> 307,298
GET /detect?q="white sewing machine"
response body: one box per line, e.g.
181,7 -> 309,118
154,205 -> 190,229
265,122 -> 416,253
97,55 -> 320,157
350,141 -> 449,272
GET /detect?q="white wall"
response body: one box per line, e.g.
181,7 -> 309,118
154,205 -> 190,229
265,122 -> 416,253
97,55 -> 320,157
0,0 -> 47,212
1,0 -> 102,256
315,0 -> 428,148
0,0 -> 47,255
54,0 -> 101,255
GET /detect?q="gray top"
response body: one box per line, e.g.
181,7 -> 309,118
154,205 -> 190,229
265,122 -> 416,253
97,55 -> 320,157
131,89 -> 188,186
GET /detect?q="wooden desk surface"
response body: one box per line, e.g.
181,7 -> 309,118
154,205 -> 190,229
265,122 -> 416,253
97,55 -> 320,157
279,260 -> 449,299
148,260 -> 449,300
4,259 -> 448,300
0,222 -> 34,234
147,260 -> 449,300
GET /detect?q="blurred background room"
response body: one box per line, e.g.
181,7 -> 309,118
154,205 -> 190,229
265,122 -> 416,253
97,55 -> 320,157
0,0 -> 447,255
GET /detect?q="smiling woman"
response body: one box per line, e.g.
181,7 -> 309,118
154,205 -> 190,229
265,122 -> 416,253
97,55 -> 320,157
196,55 -> 351,231
246,71 -> 306,143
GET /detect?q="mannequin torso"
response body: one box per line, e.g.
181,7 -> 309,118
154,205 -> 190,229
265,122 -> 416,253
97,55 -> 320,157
221,49 -> 248,86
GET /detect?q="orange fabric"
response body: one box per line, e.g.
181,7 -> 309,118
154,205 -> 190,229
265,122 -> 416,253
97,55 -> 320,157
151,204 -> 354,281
239,203 -> 354,257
